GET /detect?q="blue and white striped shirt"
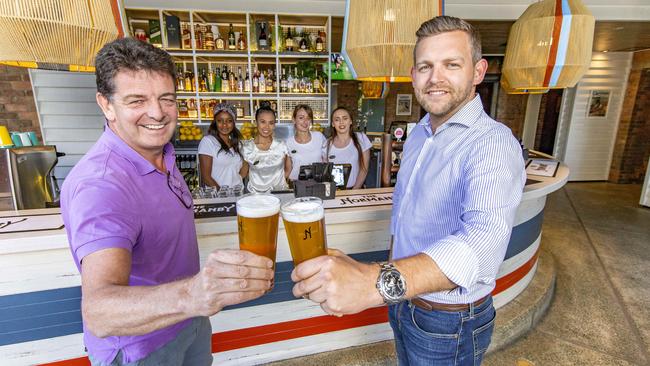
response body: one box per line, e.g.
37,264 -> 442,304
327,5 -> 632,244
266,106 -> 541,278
391,95 -> 526,304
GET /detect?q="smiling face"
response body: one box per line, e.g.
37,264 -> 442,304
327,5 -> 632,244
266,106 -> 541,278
293,108 -> 312,133
411,30 -> 487,127
214,111 -> 235,140
96,69 -> 177,159
256,110 -> 276,138
331,108 -> 352,137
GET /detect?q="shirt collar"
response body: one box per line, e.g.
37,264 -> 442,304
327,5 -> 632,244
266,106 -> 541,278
101,123 -> 176,176
417,94 -> 484,136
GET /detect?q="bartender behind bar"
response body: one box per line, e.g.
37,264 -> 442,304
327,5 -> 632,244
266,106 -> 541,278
60,38 -> 274,366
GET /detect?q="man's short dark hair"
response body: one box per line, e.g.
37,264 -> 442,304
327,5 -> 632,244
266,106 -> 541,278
95,37 -> 176,100
414,16 -> 482,64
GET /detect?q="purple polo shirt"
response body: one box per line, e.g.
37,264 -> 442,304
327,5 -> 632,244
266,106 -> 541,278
60,125 -> 200,364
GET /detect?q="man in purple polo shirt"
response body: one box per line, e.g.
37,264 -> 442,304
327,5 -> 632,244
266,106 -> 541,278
60,38 -> 274,365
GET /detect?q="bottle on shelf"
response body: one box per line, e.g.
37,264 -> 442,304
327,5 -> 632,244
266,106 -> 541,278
244,71 -> 251,92
235,102 -> 245,118
316,31 -> 324,52
176,66 -> 185,91
228,24 -> 236,50
229,69 -> 236,93
214,25 -> 225,50
188,99 -> 198,118
258,23 -> 268,51
238,32 -> 247,51
298,70 -> 306,93
177,99 -> 189,118
267,70 -> 274,93
285,27 -> 294,52
252,67 -> 259,93
280,67 -> 288,92
184,71 -> 194,92
213,67 -> 221,92
199,70 -> 208,92
286,67 -> 294,93
194,24 -> 204,50
299,30 -> 308,53
292,67 -> 300,93
182,23 -> 191,49
313,73 -> 321,93
259,70 -> 266,93
221,67 -> 229,92
237,67 -> 244,93
204,25 -> 215,50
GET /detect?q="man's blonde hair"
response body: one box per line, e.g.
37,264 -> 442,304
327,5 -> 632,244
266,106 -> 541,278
414,16 -> 482,64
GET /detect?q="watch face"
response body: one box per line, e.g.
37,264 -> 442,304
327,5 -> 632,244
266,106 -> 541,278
382,270 -> 406,300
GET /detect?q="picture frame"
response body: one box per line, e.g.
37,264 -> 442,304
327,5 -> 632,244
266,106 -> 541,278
586,90 -> 610,118
396,94 -> 412,116
525,159 -> 559,177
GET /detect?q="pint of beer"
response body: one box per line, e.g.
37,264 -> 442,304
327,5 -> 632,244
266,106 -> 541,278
281,197 -> 327,266
236,193 -> 281,265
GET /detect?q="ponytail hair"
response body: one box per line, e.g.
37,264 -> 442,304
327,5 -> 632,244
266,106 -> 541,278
327,106 -> 366,172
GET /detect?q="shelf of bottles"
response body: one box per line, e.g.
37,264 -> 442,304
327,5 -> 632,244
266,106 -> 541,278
125,8 -> 332,148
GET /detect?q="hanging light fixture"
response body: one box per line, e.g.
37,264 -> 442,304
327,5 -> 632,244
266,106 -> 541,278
0,0 -> 124,72
342,0 -> 442,82
502,0 -> 594,91
361,81 -> 390,99
501,75 -> 549,95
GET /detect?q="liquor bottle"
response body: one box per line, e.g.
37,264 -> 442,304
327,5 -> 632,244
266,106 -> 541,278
176,66 -> 185,91
184,71 -> 192,92
220,70 -> 228,93
214,26 -> 225,50
238,32 -> 247,51
298,70 -> 306,93
236,102 -> 244,118
280,67 -> 288,92
267,70 -> 274,93
306,74 -> 313,94
177,99 -> 189,118
188,99 -> 198,118
199,70 -> 208,92
299,31 -> 308,53
194,24 -> 203,50
313,74 -> 320,93
271,70 -> 277,92
285,27 -> 294,52
213,67 -> 221,92
229,69 -> 236,93
286,67 -> 294,93
237,67 -> 244,93
204,25 -> 215,50
206,69 -> 213,91
228,24 -> 236,50
252,68 -> 259,93
244,71 -> 251,92
259,70 -> 266,93
292,67 -> 300,93
258,23 -> 268,51
316,31 -> 324,52
181,23 -> 191,49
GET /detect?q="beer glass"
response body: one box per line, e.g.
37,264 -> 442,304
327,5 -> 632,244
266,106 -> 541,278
236,193 -> 281,265
281,197 -> 327,266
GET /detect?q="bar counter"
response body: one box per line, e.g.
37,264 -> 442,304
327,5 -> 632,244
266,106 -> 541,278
0,160 -> 568,365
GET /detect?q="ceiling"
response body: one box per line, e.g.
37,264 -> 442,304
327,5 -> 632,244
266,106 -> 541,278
331,18 -> 650,55
463,20 -> 650,54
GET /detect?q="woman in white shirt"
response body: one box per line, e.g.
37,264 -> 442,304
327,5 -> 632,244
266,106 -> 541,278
325,107 -> 372,189
242,105 -> 290,193
198,102 -> 247,189
286,104 -> 326,182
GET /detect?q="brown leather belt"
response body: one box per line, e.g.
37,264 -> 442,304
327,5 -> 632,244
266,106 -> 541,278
410,295 -> 490,312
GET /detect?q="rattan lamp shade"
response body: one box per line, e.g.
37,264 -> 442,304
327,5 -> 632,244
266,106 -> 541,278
501,75 -> 549,95
342,0 -> 442,82
0,0 -> 123,71
502,0 -> 594,91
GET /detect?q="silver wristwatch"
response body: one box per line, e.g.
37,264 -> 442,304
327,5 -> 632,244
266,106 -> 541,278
376,262 -> 407,304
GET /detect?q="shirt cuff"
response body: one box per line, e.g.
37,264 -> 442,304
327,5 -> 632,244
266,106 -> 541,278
422,239 -> 479,292
74,236 -> 133,265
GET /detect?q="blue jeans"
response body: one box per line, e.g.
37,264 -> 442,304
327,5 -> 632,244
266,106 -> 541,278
389,296 -> 496,366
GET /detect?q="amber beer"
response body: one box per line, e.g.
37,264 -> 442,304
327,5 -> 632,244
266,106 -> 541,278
281,197 -> 327,266
236,193 -> 281,265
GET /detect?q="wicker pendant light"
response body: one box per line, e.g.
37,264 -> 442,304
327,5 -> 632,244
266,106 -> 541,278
0,0 -> 124,71
501,75 -> 549,95
502,0 -> 594,91
361,81 -> 390,99
342,0 -> 442,82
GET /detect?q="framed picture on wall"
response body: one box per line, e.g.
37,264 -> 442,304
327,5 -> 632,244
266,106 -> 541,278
587,90 -> 610,118
396,94 -> 412,116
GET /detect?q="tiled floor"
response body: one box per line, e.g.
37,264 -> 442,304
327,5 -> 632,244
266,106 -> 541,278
268,182 -> 650,365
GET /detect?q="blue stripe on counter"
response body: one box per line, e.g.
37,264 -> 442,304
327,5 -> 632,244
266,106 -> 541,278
0,212 -> 542,347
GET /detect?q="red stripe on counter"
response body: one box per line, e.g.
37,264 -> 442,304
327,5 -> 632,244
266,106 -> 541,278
493,248 -> 540,296
212,306 -> 389,353
40,252 -> 538,365
543,0 -> 564,87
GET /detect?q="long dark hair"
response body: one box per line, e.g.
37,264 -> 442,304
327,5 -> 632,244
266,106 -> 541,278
327,106 -> 365,172
208,111 -> 243,158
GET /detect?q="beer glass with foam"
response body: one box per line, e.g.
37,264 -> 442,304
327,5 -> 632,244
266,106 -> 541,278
236,193 -> 281,266
281,197 -> 327,266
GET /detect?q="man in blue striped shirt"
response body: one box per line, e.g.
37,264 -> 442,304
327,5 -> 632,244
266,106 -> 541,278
292,16 -> 526,365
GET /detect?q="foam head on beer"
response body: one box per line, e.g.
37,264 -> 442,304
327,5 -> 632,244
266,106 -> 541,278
236,194 -> 281,218
281,199 -> 324,223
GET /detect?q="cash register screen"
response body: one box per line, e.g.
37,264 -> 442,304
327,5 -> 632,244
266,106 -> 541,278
332,164 -> 346,187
